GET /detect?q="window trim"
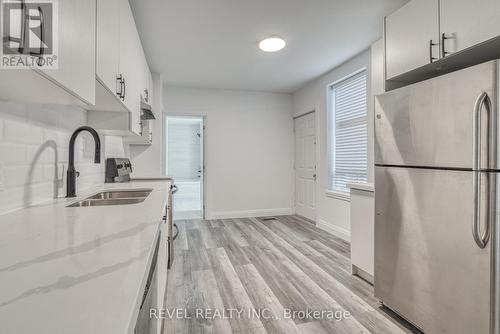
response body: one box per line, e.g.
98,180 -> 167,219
325,189 -> 351,202
326,67 -> 368,195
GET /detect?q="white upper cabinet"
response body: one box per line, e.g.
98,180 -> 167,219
142,53 -> 153,104
0,0 -> 96,105
385,0 -> 500,81
96,0 -> 120,95
385,0 -> 439,79
119,0 -> 143,135
92,0 -> 153,136
40,0 -> 96,104
440,0 -> 500,56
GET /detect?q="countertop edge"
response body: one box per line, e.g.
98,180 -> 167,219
347,182 -> 375,192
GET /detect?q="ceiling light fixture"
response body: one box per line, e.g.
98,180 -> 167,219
259,36 -> 286,52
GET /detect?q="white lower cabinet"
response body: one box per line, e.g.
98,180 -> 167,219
348,183 -> 375,284
440,0 -> 500,56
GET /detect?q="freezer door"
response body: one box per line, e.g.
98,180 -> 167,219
375,60 -> 498,169
375,166 -> 492,334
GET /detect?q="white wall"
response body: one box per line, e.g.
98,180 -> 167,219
292,44 -> 383,241
0,101 -> 125,215
163,86 -> 294,219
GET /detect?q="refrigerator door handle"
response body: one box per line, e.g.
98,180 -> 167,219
473,92 -> 489,171
473,171 -> 492,249
472,92 -> 493,249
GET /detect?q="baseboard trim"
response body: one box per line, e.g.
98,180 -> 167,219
317,219 -> 351,242
205,208 -> 293,220
351,265 -> 374,285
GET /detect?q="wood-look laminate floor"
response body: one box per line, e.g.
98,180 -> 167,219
162,215 -> 418,334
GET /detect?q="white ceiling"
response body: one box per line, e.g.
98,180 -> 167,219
130,0 -> 408,93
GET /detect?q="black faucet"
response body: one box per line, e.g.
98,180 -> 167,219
66,126 -> 101,198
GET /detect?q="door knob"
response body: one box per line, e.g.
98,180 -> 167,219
313,173 -> 317,180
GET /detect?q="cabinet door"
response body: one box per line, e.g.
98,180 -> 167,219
148,70 -> 154,105
119,0 -> 142,135
440,0 -> 500,56
96,0 -> 120,95
143,57 -> 153,104
39,0 -> 96,104
385,0 -> 439,79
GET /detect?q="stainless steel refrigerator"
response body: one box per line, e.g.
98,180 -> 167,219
375,60 -> 500,334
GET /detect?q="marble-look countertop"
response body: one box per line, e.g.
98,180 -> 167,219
0,179 -> 171,334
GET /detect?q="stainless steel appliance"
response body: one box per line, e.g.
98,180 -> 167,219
135,233 -> 161,334
105,158 -> 178,269
375,60 -> 500,334
166,184 -> 178,269
105,158 -> 133,183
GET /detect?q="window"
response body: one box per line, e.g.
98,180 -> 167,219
327,70 -> 368,194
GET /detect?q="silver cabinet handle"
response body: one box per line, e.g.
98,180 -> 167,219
116,74 -> 124,99
472,92 -> 493,249
429,40 -> 438,63
441,33 -> 451,58
173,224 -> 179,240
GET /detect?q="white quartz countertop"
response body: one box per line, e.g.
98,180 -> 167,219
0,180 -> 171,334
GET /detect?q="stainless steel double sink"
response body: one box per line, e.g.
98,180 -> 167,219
67,189 -> 152,207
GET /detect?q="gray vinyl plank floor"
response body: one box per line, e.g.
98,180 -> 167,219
162,215 -> 419,334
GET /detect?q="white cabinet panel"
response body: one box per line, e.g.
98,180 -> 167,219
119,0 -> 142,135
142,55 -> 153,104
440,0 -> 500,56
0,0 -> 95,105
39,0 -> 96,104
349,185 -> 374,282
96,0 -> 120,96
385,0 -> 439,79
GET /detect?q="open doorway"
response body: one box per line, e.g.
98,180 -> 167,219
165,116 -> 204,220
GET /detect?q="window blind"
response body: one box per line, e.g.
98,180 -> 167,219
328,70 -> 368,193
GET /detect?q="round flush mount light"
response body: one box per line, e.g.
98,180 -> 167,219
259,36 -> 286,52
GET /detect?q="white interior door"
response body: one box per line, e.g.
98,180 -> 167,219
294,112 -> 317,220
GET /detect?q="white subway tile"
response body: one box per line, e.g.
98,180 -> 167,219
0,101 -> 27,121
0,104 -> 125,214
43,129 -> 70,147
3,164 -> 44,187
3,119 -> 43,144
27,105 -> 59,127
0,142 -> 26,164
26,144 -> 59,164
0,185 -> 24,213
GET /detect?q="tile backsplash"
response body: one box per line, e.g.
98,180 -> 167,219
0,100 -> 126,215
